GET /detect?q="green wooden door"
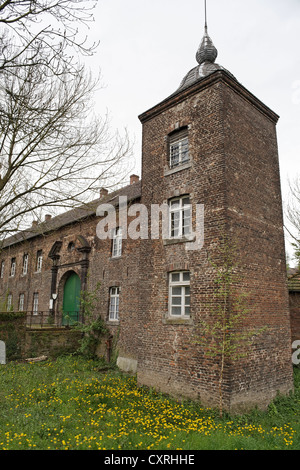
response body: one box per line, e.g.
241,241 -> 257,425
62,272 -> 81,325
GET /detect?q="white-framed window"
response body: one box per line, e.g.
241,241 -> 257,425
0,261 -> 4,279
169,195 -> 191,238
169,271 -> 190,318
22,254 -> 29,275
36,250 -> 43,272
10,258 -> 16,277
169,129 -> 189,168
19,293 -> 25,312
7,294 -> 12,311
112,227 -> 122,258
33,293 -> 39,315
109,287 -> 120,321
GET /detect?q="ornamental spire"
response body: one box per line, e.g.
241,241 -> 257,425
196,0 -> 218,65
204,0 -> 208,33
176,0 -> 233,93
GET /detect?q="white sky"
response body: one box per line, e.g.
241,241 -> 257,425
85,0 -> 300,262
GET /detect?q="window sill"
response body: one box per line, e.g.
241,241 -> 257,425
163,317 -> 193,326
163,236 -> 195,246
164,161 -> 192,176
110,255 -> 122,261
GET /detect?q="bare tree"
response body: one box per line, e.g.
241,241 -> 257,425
0,52 -> 132,239
0,1 -> 133,240
286,176 -> 300,267
0,0 -> 99,77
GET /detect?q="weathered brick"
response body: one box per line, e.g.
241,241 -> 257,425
0,69 -> 294,412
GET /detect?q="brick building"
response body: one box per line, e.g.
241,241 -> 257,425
288,268 -> 300,345
0,25 -> 294,411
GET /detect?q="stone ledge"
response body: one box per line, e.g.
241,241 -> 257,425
162,317 -> 193,326
163,236 -> 196,246
164,162 -> 192,176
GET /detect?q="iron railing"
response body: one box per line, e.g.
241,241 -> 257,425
0,310 -> 83,328
24,311 -> 82,328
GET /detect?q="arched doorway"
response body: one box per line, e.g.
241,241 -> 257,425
62,272 -> 81,326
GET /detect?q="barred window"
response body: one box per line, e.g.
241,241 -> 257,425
169,128 -> 189,168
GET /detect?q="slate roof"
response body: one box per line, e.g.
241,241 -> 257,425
2,180 -> 142,248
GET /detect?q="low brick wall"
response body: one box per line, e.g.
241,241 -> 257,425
0,312 -> 26,361
25,328 -> 82,359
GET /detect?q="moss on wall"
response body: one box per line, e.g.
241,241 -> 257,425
25,328 -> 82,359
0,312 -> 26,361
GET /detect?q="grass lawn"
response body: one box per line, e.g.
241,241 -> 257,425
0,355 -> 299,450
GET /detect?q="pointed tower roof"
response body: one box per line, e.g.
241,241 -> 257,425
177,6 -> 234,92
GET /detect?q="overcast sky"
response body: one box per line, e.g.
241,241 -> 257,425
85,0 -> 300,262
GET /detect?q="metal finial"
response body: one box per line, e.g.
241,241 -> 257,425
196,0 -> 218,66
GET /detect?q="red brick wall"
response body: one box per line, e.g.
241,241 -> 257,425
138,79 -> 227,406
0,70 -> 294,412
221,80 -> 293,409
137,72 -> 293,411
0,208 -> 141,364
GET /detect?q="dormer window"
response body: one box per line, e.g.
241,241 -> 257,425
169,128 -> 189,169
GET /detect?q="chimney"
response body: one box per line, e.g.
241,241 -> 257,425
32,220 -> 38,228
100,188 -> 109,198
45,214 -> 52,222
130,174 -> 139,185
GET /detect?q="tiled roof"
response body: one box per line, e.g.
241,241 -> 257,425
2,180 -> 142,248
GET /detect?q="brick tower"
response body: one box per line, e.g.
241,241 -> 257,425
137,21 -> 294,412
